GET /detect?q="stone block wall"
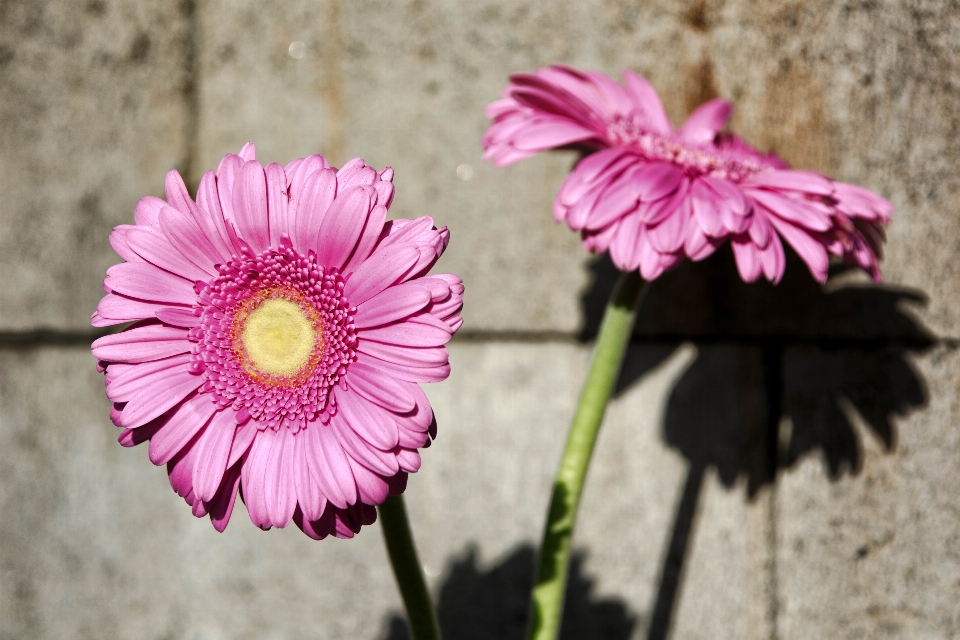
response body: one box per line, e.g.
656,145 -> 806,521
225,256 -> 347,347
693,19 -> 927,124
1,1 -> 958,638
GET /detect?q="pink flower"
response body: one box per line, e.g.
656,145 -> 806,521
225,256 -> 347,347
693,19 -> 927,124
482,65 -> 891,283
92,143 -> 463,540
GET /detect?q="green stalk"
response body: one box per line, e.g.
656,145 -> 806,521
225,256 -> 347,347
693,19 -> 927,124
527,271 -> 647,640
378,495 -> 442,640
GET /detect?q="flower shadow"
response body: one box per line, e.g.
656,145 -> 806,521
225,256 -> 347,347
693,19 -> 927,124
580,246 -> 934,640
378,543 -> 636,640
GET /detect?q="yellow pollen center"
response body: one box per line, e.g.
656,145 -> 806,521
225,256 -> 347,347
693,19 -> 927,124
240,298 -> 317,377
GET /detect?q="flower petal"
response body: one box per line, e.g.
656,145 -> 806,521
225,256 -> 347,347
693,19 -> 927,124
678,98 -> 733,146
292,167 -> 337,255
316,185 -> 373,268
232,160 -> 270,253
354,282 -> 432,329
92,324 -> 190,363
105,262 -> 197,306
148,394 -> 218,465
192,409 -> 237,502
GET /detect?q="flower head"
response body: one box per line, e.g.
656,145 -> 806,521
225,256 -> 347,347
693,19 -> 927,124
482,65 -> 891,283
92,143 -> 463,539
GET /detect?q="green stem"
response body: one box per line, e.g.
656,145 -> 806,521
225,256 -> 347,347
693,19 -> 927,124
378,495 -> 442,640
527,271 -> 647,640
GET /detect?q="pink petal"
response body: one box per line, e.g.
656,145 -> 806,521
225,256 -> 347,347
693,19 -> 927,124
111,357 -> 202,428
316,186 -> 373,268
342,204 -> 389,273
164,170 -> 201,217
557,148 -> 632,208
397,449 -> 421,473
647,195 -> 692,253
759,234 -> 786,283
237,142 -> 257,161
240,428 -> 277,529
265,163 -> 291,246
354,282 -> 432,329
192,410 -> 237,502
292,167 -> 337,254
337,162 -> 378,190
346,361 -> 416,413
148,394 -> 218,465
587,70 -> 635,113
264,430 -> 297,528
109,226 -> 141,263
304,422 -> 357,509
767,216 -> 829,283
215,154 -> 244,227
638,178 -> 690,225
678,98 -> 733,146
92,324 -> 190,363
195,170 -> 240,258
227,420 -> 257,468
690,179 -> 726,237
94,293 -> 168,325
294,433 -> 328,521
748,189 -> 831,232
622,70 -> 672,135
105,262 -> 197,306
155,307 -> 200,328
684,217 -> 720,262
699,176 -> 751,234
336,388 -> 400,450
232,160 -> 270,253
586,172 -> 642,231
348,458 -> 390,505
744,169 -> 834,196
609,212 -> 643,271
295,505 -> 336,541
134,196 -> 166,227
511,118 -> 597,151
359,319 -> 452,348
747,209 -> 773,249
355,351 -> 451,384
329,415 -> 400,476
209,462 -> 242,532
158,206 -> 223,274
637,233 -> 665,280
125,226 -> 210,282
731,238 -> 763,282
344,244 -> 421,305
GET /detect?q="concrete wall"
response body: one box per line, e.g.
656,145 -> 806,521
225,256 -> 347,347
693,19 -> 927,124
1,1 -> 958,638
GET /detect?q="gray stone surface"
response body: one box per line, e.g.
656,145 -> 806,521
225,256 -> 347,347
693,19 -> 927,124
0,0 -> 192,331
3,1 -> 960,639
0,342 -> 775,639
776,343 -> 960,639
193,0 -> 960,337
4,0 -> 958,338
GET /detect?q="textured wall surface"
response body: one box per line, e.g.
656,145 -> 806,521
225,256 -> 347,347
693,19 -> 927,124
1,1 -> 958,639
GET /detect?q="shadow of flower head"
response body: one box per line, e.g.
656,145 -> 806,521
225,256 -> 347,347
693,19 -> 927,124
378,544 -> 636,640
581,246 -> 933,492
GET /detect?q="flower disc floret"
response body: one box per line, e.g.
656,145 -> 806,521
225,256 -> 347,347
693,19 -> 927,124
194,240 -> 358,432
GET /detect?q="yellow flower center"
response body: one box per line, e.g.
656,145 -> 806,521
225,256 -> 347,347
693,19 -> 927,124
240,297 -> 318,378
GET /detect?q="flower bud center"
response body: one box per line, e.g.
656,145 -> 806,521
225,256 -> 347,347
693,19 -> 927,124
240,298 -> 318,377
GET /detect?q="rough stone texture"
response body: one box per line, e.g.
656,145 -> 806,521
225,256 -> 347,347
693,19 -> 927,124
3,1 -> 960,639
4,0 -> 959,337
776,343 -> 960,640
0,0 -> 193,331
0,343 -> 773,640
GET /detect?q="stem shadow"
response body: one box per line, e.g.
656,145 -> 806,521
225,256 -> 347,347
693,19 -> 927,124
579,246 -> 934,640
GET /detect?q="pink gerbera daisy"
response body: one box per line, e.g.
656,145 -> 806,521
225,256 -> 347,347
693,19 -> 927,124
92,143 -> 463,540
482,65 -> 891,283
